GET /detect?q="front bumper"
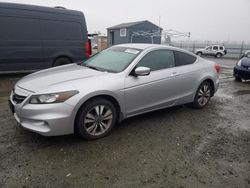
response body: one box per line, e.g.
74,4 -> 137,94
234,65 -> 250,80
9,87 -> 75,136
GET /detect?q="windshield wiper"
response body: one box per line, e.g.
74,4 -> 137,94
82,63 -> 116,73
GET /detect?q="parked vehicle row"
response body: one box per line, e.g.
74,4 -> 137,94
9,44 -> 220,140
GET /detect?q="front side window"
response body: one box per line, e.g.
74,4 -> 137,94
136,50 -> 175,71
206,46 -> 212,50
174,51 -> 197,66
83,47 -> 141,73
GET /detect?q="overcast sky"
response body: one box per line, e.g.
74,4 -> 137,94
1,0 -> 250,42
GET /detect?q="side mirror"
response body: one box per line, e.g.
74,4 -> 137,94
133,66 -> 151,76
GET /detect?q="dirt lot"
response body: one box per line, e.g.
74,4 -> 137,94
0,58 -> 249,188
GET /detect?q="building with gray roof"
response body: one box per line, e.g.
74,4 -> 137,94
107,20 -> 162,47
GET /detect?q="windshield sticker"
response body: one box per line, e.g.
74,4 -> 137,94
125,49 -> 140,55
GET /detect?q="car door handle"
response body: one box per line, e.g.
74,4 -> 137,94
170,72 -> 180,77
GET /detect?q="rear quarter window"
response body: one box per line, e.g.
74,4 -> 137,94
174,51 -> 197,66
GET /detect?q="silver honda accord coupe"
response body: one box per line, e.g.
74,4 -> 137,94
9,44 -> 220,140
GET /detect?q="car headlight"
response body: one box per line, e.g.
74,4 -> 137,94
29,90 -> 79,104
237,60 -> 242,67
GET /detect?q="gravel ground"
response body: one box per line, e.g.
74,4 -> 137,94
0,58 -> 249,188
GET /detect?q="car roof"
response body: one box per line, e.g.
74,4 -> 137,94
207,45 -> 224,47
114,43 -> 197,57
115,43 -> 179,51
0,2 -> 83,16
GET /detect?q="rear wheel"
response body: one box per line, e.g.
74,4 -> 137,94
53,57 -> 72,67
215,53 -> 222,58
192,81 -> 212,109
75,98 -> 117,140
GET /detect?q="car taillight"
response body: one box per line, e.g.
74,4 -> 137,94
85,40 -> 90,58
214,63 -> 220,74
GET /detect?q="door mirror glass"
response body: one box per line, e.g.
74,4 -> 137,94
134,66 -> 151,76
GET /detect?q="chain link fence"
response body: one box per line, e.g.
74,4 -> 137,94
165,41 -> 250,59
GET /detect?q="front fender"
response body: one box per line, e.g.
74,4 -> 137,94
69,90 -> 125,128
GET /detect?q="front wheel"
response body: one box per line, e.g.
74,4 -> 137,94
196,52 -> 202,56
192,81 -> 212,109
75,98 -> 117,140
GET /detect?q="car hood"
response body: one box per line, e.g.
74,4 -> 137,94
241,57 -> 250,67
16,64 -> 107,92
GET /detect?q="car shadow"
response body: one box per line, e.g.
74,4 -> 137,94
15,105 -> 189,146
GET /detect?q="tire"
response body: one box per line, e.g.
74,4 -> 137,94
234,76 -> 241,82
53,57 -> 72,67
215,53 -> 222,58
196,52 -> 202,56
75,98 -> 117,140
192,81 -> 212,109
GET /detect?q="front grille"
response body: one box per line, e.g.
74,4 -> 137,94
12,93 -> 27,104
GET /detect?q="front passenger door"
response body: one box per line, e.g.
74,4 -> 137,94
124,49 -> 180,116
205,46 -> 212,55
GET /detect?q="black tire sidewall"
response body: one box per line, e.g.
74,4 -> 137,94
192,81 -> 212,109
75,98 -> 117,140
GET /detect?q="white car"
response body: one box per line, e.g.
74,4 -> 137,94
195,45 -> 227,58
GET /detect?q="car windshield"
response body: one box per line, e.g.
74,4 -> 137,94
82,47 -> 141,73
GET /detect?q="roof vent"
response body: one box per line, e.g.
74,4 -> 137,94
54,6 -> 66,9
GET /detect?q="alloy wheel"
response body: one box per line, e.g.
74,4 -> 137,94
84,105 -> 113,136
197,84 -> 211,106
